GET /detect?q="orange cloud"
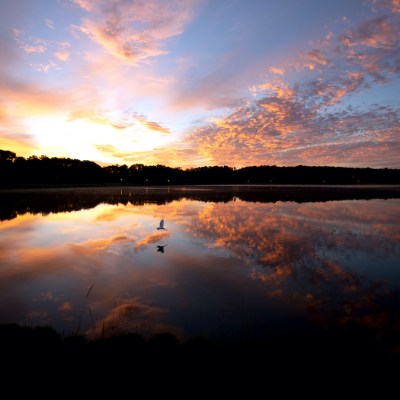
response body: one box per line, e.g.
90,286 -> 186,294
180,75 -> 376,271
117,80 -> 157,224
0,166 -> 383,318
87,298 -> 182,338
135,116 -> 170,134
94,140 -> 205,168
249,78 -> 296,99
70,234 -> 134,255
135,231 -> 170,252
268,66 -> 285,75
59,302 -> 72,312
183,2 -> 400,169
68,109 -> 133,129
54,51 -> 69,61
339,15 -> 397,49
300,49 -> 333,69
187,96 -> 400,167
94,207 -> 140,222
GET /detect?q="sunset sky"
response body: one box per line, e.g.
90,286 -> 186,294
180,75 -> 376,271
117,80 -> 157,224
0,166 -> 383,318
0,0 -> 399,168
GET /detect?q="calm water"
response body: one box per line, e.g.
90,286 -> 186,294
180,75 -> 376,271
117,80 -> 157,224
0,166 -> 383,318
0,186 -> 399,342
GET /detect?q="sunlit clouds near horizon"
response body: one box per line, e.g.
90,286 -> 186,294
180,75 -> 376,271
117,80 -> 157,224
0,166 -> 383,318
0,0 -> 399,168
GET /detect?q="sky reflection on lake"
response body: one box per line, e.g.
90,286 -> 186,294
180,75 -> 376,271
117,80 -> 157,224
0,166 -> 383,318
0,187 -> 399,342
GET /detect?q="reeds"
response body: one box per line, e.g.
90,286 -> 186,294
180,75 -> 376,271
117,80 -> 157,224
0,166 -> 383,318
76,284 -> 94,336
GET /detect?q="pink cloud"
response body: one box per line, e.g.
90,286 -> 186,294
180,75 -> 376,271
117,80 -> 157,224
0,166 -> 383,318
389,0 -> 400,13
373,0 -> 400,14
31,61 -> 59,73
13,29 -> 47,54
0,73 -> 78,116
21,44 -> 47,54
12,27 -> 72,67
45,18 -> 54,29
73,0 -> 94,12
75,0 -> 199,62
303,71 -> 366,106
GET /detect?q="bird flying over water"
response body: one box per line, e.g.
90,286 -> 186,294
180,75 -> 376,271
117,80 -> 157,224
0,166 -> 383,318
157,219 -> 166,230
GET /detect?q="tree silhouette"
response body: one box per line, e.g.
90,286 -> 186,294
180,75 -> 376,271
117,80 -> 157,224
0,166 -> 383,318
0,148 -> 399,185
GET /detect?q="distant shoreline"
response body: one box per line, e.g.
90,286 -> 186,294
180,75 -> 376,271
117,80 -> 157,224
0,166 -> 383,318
2,182 -> 400,191
2,150 -> 400,186
1,184 -> 399,222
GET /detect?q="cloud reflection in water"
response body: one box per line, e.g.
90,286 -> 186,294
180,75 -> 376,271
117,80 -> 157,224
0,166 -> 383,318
0,189 -> 399,342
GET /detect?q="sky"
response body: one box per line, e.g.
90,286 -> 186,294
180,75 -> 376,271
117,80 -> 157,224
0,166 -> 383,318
0,0 -> 399,168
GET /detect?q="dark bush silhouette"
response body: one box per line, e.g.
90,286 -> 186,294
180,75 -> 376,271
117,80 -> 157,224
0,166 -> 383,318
1,321 -> 398,372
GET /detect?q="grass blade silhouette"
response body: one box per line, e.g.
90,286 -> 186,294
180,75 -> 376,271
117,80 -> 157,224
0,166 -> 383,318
76,284 -> 94,336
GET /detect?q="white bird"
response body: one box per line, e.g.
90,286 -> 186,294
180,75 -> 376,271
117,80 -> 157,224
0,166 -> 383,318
157,219 -> 166,230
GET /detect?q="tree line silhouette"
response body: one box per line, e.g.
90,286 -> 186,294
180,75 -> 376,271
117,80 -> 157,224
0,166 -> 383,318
1,149 -> 399,185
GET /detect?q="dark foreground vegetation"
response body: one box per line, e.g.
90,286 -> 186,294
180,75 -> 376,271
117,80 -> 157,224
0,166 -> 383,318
1,149 -> 399,185
1,322 -> 399,366
1,325 -> 397,395
1,321 -> 399,391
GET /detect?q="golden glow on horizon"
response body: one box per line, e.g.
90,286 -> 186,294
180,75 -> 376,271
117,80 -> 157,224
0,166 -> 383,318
0,136 -> 35,158
24,115 -> 175,164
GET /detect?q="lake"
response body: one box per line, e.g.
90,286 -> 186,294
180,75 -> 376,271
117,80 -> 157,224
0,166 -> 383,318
0,185 -> 399,346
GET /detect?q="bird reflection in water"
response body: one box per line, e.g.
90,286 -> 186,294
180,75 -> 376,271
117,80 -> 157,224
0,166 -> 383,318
156,244 -> 167,253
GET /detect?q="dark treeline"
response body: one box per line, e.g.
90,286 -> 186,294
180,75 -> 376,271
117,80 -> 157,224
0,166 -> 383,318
1,149 -> 400,185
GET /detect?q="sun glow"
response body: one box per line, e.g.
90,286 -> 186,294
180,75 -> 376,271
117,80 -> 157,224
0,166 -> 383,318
24,114 -> 174,164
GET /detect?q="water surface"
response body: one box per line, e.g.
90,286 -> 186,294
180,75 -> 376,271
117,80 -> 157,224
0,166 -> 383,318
0,186 -> 399,343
